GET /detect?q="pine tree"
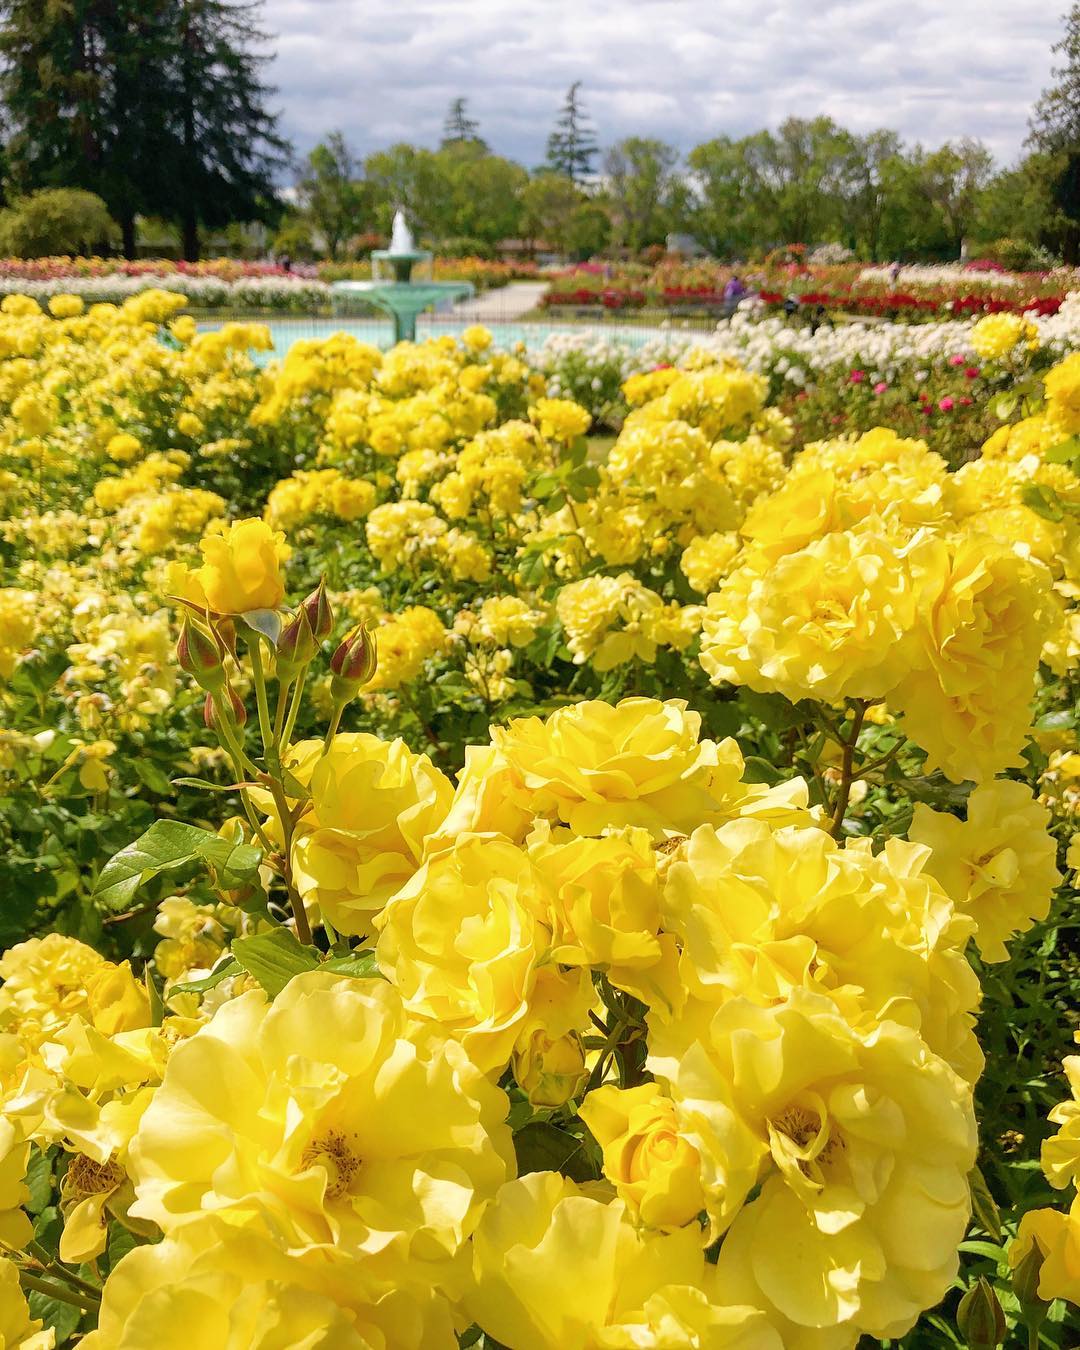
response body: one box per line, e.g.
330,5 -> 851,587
546,81 -> 598,184
1029,5 -> 1080,261
441,97 -> 486,150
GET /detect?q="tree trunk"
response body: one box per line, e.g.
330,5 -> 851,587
181,213 -> 200,262
121,215 -> 137,260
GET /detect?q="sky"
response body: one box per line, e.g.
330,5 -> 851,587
263,0 -> 1064,169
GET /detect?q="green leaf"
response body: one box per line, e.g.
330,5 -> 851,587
513,1122 -> 597,1182
170,776 -> 253,793
968,1165 -> 1003,1241
168,955 -> 241,996
239,608 -> 282,645
898,771 -> 973,809
1043,435 -> 1080,465
231,928 -> 320,997
144,968 -> 165,1028
990,390 -> 1018,421
323,949 -> 381,979
93,821 -> 263,911
106,1222 -> 140,1270
26,1288 -> 82,1345
24,1146 -> 53,1214
1021,482 -> 1065,523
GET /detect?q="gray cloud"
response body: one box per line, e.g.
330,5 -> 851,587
261,0 -> 1063,168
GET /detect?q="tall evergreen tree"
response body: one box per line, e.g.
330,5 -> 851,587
546,81 -> 598,184
163,0 -> 289,260
441,97 -> 486,150
0,0 -> 288,260
1029,4 -> 1080,261
0,0 -> 176,255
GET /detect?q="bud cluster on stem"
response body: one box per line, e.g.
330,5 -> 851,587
173,577 -> 380,950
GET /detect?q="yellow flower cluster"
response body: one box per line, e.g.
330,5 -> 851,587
970,312 -> 1039,361
698,426 -> 1060,782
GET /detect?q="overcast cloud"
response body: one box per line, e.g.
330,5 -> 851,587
262,1 -> 1063,169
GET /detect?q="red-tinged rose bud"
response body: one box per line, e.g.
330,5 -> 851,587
330,622 -> 377,704
204,685 -> 247,730
301,580 -> 333,642
178,617 -> 225,692
276,604 -> 317,679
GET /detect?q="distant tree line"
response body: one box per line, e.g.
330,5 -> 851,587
3,1 -> 1080,263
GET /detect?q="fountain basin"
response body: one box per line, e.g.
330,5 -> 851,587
331,279 -> 474,342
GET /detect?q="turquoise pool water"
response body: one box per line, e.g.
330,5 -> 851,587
221,316 -> 682,359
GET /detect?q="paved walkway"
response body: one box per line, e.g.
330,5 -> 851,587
446,280 -> 549,321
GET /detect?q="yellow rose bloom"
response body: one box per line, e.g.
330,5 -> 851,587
490,697 -> 810,839
191,517 -> 290,614
1009,1195 -> 1080,1307
581,1082 -> 706,1231
83,1214 -> 457,1349
286,732 -> 453,938
910,779 -> 1060,963
129,974 -> 512,1284
892,532 -> 1058,783
1042,1054 -> 1080,1191
464,1171 -> 711,1350
656,820 -> 982,1083
970,312 -> 1038,361
373,833 -> 551,1072
664,989 -> 976,1342
700,523 -> 917,705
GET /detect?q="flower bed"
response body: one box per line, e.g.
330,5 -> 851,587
0,289 -> 1075,1347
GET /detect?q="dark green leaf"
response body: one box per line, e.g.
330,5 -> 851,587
93,821 -> 262,911
231,928 -> 320,997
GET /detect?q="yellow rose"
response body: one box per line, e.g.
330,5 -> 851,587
1043,1054 -> 1080,1191
657,820 -> 982,1083
184,518 -> 290,614
83,1214 -> 458,1349
1009,1196 -> 1080,1307
581,1083 -> 706,1231
129,974 -> 512,1286
700,522 -> 917,705
893,532 -> 1058,783
491,697 -> 808,839
286,733 -> 453,938
373,833 -> 551,1072
656,990 -> 976,1342
464,1172 -> 709,1350
910,779 -> 1060,963
511,965 -> 592,1108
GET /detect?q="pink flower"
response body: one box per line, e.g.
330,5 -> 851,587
873,381 -> 888,394
849,369 -> 865,384
959,396 -> 973,406
938,397 -> 955,412
949,353 -> 965,366
964,366 -> 980,379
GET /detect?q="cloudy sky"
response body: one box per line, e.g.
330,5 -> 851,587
263,0 -> 1063,169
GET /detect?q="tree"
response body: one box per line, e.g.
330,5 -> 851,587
0,188 -> 116,256
297,132 -> 367,260
162,0 -> 289,260
521,172 -> 584,252
546,82 -> 598,184
442,97 -> 486,151
1029,4 -> 1080,260
0,0 -> 288,261
0,0 -> 177,257
603,138 -> 681,253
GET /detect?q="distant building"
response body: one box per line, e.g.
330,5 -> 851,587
666,232 -> 709,258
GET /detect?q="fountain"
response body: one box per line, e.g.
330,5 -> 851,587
330,210 -> 474,343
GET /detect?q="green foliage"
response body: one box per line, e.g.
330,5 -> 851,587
0,189 -> 116,258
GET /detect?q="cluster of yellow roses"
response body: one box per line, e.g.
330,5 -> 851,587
0,296 -> 1078,1346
